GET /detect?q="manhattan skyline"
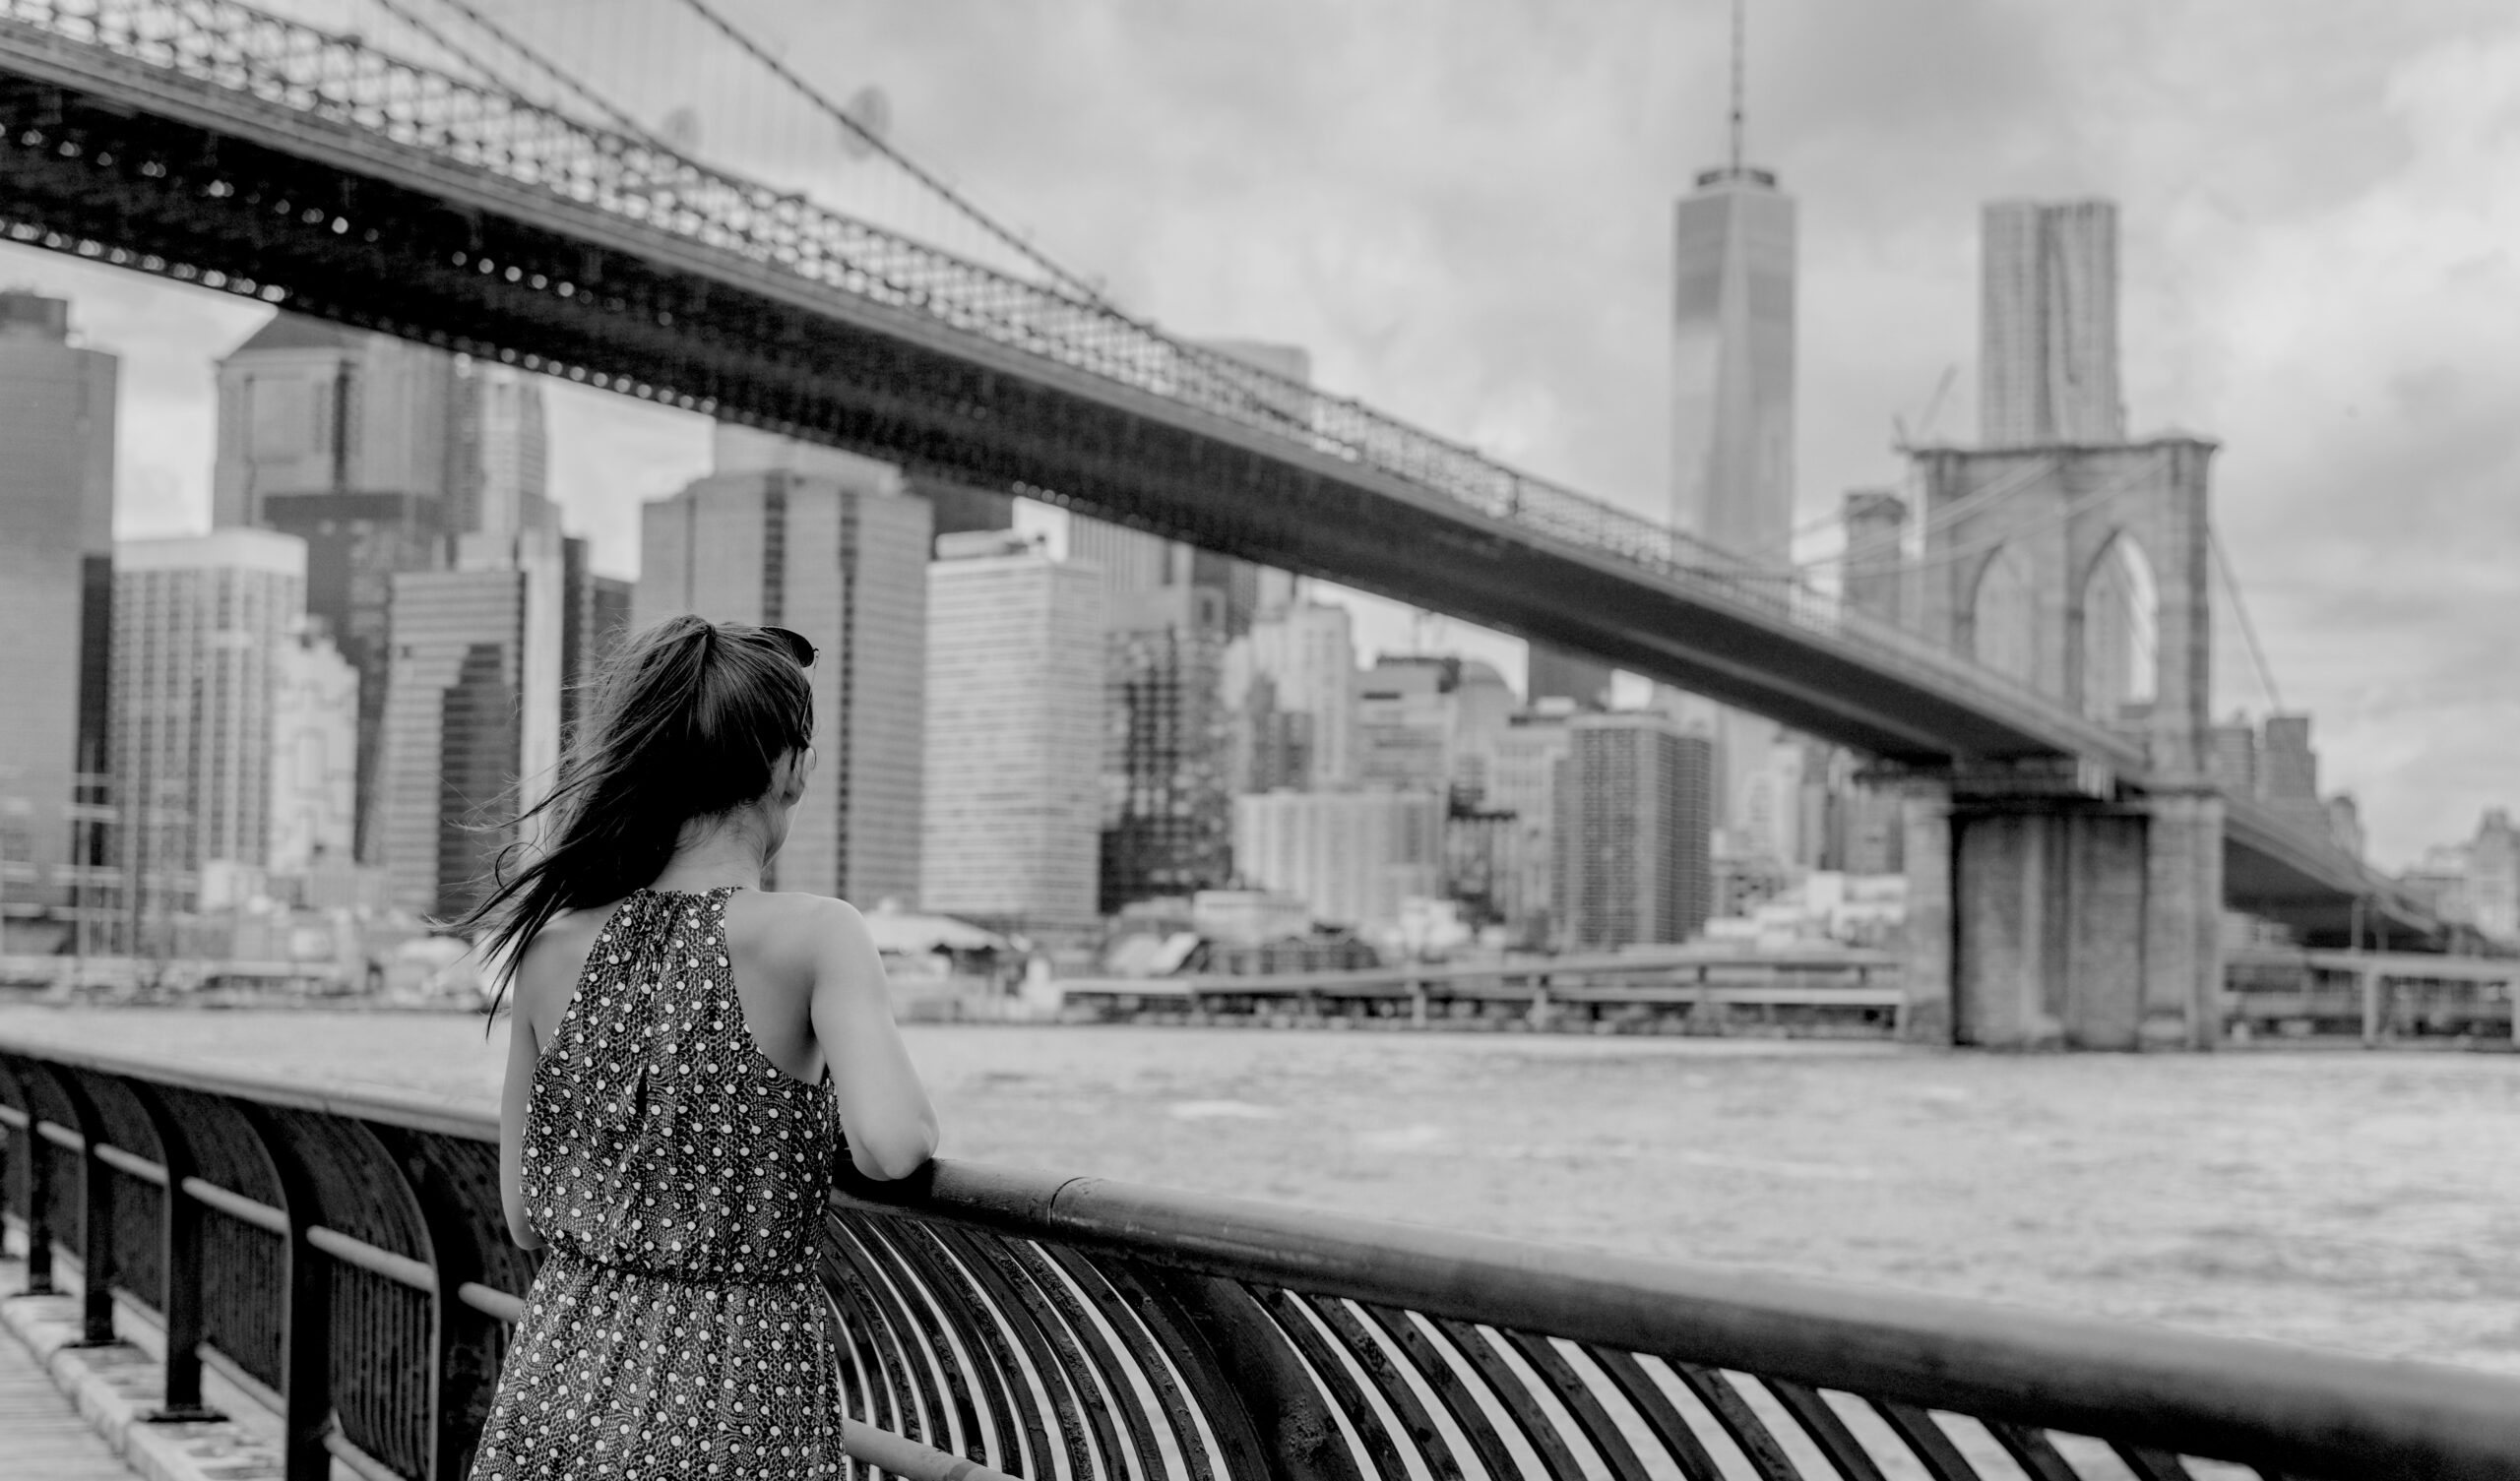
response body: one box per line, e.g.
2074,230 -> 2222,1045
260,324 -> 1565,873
0,0 -> 2510,865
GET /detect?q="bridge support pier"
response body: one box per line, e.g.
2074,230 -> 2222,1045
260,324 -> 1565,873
1901,784 -> 2223,1050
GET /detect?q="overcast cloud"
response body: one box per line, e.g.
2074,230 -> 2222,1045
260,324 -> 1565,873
7,0 -> 2514,865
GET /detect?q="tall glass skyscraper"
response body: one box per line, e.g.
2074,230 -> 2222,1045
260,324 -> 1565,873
0,292 -> 115,952
110,531 -> 310,936
921,532 -> 1104,932
1670,164 -> 1796,567
1980,200 -> 2125,448
1670,143 -> 1797,853
636,463 -> 932,907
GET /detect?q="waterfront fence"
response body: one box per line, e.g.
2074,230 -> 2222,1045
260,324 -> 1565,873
5,1035 -> 2520,1481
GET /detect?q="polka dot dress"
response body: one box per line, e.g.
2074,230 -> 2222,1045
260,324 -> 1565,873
472,887 -> 850,1480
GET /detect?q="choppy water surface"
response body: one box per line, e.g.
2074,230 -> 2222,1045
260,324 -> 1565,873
4,1007 -> 2514,1374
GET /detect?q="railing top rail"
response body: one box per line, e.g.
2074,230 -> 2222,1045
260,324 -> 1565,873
839,1160 -> 2520,1479
0,1028 -> 497,1142
9,1033 -> 2518,1478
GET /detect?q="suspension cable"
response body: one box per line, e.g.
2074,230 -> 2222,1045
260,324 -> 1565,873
667,0 -> 1105,302
389,0 -> 666,145
2211,526 -> 2286,713
1788,455 -> 2060,572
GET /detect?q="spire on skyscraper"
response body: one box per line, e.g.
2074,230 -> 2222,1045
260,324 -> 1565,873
1728,0 -> 1745,175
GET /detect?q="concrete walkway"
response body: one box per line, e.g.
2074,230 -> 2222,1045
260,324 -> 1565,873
0,1300 -> 140,1480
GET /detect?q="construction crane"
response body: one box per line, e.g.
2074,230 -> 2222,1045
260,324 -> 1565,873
1892,363 -> 1960,451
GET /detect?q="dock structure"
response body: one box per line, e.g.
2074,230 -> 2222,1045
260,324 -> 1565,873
1057,948 -> 1905,1034
8,1034 -> 2520,1480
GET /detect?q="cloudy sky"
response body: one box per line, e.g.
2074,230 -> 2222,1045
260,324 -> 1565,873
7,0 -> 2515,865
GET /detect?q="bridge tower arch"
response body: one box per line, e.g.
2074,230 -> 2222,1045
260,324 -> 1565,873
1913,437 -> 2216,771
2076,532 -> 2160,723
1965,543 -> 2039,686
1900,437 -> 2224,1049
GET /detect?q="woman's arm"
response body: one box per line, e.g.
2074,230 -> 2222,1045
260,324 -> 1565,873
496,981 -> 547,1250
807,898 -> 940,1180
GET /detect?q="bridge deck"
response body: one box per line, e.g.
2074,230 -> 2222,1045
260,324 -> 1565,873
0,1316 -> 138,1481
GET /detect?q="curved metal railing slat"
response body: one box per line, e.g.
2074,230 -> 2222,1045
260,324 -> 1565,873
1301,1292 -> 1473,1481
1041,1241 -> 1223,1481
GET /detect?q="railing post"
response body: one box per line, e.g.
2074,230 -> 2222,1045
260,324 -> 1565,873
15,1096 -> 55,1298
65,1073 -> 119,1347
238,1103 -> 335,1481
129,1079 -> 221,1422
18,1061 -> 113,1341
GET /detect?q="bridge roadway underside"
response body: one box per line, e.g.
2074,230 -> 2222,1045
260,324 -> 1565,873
0,53 -> 2433,947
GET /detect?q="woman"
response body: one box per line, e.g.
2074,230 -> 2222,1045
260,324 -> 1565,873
464,614 -> 939,1480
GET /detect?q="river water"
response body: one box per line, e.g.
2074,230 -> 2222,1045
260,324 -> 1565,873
2,1008 -> 2514,1376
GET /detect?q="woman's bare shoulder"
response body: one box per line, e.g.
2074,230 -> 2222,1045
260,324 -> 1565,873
511,905 -> 617,1016
728,891 -> 874,961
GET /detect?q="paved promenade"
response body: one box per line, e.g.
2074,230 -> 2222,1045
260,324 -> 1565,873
0,1306 -> 135,1480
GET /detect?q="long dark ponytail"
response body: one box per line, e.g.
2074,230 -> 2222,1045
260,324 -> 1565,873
460,614 -> 814,1015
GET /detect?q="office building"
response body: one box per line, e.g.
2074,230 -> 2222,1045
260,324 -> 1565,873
1820,749 -> 1905,877
1670,133 -> 1796,840
2251,713 -> 2311,800
1228,674 -> 1314,796
560,537 -> 634,744
450,358 -> 557,539
110,530 -> 307,932
1670,166 -> 1795,564
637,464 -> 931,905
1232,789 -> 1445,935
269,626 -> 360,876
377,567 -> 532,920
1102,623 -> 1234,909
213,315 -> 458,527
1841,490 -> 1909,627
216,315 -> 456,859
377,524 -> 614,919
711,423 -> 1011,543
1072,516 -> 1248,909
1229,600 -> 1356,788
2467,811 -> 2519,942
921,532 -> 1103,930
1555,712 -> 1714,951
1526,645 -> 1614,711
1353,654 -> 1517,803
2208,718 -> 2260,795
1981,200 -> 2126,448
1739,736 -> 1823,871
0,292 -> 115,950
215,317 -> 577,862
2401,843 -> 2476,929
1487,708 -> 1576,945
1354,657 -> 1452,794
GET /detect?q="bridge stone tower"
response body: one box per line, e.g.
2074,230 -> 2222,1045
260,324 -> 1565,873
1897,436 -> 2224,1049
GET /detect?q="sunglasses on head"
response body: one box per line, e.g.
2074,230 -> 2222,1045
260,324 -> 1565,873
762,626 -> 817,669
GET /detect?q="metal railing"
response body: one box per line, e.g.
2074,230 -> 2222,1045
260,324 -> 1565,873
0,0 -> 2147,769
6,1034 -> 2520,1480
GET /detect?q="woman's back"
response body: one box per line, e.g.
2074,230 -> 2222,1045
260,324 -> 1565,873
468,615 -> 938,1480
523,886 -> 840,1282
